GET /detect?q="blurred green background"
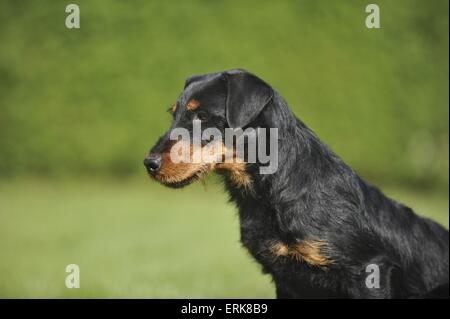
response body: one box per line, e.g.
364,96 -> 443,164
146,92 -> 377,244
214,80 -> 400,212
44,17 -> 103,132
0,0 -> 448,298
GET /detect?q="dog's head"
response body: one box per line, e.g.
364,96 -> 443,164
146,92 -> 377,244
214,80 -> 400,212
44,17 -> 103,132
144,69 -> 274,188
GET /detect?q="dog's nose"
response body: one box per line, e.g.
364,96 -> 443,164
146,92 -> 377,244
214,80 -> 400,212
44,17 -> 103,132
144,154 -> 162,174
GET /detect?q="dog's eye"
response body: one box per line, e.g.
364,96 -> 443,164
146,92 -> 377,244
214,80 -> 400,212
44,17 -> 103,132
197,111 -> 208,121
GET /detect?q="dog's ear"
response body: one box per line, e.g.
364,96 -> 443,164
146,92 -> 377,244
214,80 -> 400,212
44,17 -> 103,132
184,73 -> 222,89
224,69 -> 273,128
184,74 -> 206,89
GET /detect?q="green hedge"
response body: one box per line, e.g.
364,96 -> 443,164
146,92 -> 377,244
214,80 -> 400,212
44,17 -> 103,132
0,0 -> 448,188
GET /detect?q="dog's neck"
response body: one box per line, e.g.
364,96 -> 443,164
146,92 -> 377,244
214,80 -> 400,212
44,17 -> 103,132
223,92 -> 351,218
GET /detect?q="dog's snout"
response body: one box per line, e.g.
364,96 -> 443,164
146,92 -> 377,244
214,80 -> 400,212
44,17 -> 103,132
144,154 -> 162,174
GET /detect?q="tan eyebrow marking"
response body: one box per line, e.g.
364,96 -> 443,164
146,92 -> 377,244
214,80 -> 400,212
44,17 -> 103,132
186,99 -> 200,111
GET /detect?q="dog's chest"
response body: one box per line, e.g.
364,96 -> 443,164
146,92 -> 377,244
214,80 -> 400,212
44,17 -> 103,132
235,200 -> 285,268
235,195 -> 334,272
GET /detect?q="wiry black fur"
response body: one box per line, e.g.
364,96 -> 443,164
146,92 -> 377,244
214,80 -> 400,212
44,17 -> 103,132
146,69 -> 449,299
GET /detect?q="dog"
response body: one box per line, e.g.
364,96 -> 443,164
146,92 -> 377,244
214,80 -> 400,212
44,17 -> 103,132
144,69 -> 449,298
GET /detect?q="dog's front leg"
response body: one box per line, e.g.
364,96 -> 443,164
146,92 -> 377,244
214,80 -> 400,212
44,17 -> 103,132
275,280 -> 299,299
347,256 -> 404,298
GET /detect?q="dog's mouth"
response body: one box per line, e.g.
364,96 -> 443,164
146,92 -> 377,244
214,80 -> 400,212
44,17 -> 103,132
147,141 -> 225,188
158,174 -> 199,188
149,163 -> 213,189
147,141 -> 252,189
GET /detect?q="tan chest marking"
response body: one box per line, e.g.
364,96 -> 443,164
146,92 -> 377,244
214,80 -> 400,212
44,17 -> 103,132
215,162 -> 252,189
271,240 -> 334,267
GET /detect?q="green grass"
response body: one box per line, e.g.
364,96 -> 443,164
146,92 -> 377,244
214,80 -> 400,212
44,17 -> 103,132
0,178 -> 274,298
0,178 -> 448,298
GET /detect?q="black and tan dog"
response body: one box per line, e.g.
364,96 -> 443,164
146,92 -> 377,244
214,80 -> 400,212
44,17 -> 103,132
144,69 -> 449,298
